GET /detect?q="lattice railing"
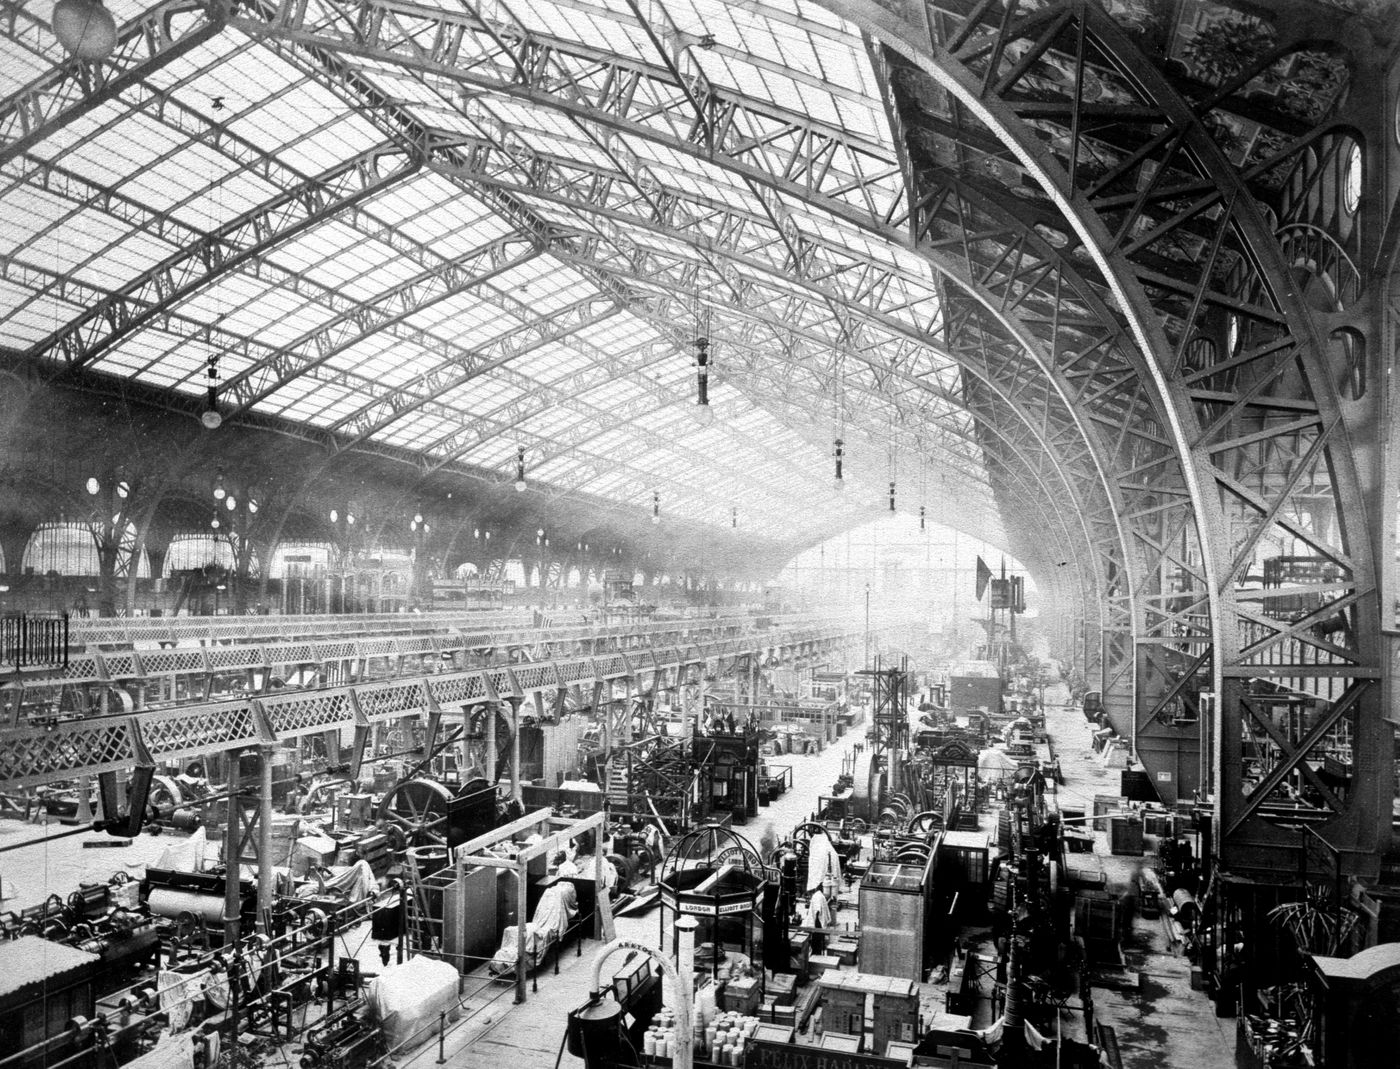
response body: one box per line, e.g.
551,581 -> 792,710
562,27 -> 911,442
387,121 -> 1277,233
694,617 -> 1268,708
428,674 -> 487,706
137,648 -> 208,676
267,643 -> 316,666
356,638 -> 399,658
206,645 -> 266,670
141,703 -> 262,761
100,652 -> 142,679
0,718 -> 139,788
558,658 -> 594,684
0,625 -> 863,787
357,680 -> 430,721
313,641 -> 358,661
512,663 -> 556,692
596,654 -> 629,677
260,689 -> 356,737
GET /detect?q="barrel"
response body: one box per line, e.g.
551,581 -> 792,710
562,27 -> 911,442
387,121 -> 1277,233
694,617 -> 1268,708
565,997 -> 624,1063
407,845 -> 449,879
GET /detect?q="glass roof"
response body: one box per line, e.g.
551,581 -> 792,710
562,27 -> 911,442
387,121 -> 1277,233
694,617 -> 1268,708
0,0 -> 1006,545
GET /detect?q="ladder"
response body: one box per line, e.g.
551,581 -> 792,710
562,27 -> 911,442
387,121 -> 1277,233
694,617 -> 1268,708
402,850 -> 441,956
606,758 -> 631,810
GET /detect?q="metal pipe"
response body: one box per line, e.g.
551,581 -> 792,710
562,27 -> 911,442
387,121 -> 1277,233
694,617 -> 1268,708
223,749 -> 243,947
587,936 -> 693,1069
485,703 -> 497,783
514,863 -> 528,1005
258,744 -> 274,924
511,699 -> 522,804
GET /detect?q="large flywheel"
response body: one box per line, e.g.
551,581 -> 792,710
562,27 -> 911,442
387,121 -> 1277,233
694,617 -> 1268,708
377,778 -> 454,848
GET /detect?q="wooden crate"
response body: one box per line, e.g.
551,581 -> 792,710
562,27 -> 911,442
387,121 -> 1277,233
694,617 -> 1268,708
1109,815 -> 1144,856
858,857 -> 934,981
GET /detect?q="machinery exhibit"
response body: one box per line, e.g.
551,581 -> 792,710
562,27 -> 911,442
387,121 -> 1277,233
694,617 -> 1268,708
3,0 -> 1400,1068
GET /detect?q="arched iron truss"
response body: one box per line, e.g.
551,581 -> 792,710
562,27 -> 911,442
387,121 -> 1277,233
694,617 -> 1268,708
2,0 -> 1391,875
843,0 -> 1389,873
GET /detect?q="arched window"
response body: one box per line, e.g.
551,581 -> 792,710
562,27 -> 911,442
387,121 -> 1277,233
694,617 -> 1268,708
1343,141 -> 1362,214
22,522 -> 150,577
165,534 -> 238,575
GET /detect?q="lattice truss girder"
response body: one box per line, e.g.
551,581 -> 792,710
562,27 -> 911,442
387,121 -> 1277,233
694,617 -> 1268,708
0,0 -> 1016,538
865,0 -> 1386,866
0,0 -> 1136,629
0,0 -> 1103,559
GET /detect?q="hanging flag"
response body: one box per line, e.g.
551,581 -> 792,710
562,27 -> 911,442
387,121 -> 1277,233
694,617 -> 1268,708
975,556 -> 992,601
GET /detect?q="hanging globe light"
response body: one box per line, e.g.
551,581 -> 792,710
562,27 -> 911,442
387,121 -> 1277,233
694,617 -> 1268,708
51,0 -> 118,62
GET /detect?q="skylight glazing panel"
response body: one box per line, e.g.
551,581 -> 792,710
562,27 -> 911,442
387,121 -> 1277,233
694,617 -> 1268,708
149,38 -> 299,101
375,415 -> 441,449
400,215 -> 514,260
504,343 -> 584,382
0,43 -> 50,99
2,300 -> 85,347
266,378 -> 343,421
580,312 -> 659,345
279,220 -> 375,268
481,98 -> 583,143
508,128 -> 616,172
515,407 -> 588,445
436,378 -> 517,412
367,174 -> 472,226
78,229 -> 181,288
214,289 -> 318,346
4,186 -> 79,255
467,439 -> 524,467
444,311 -> 529,352
24,97 -> 132,164
554,7 -> 614,51
272,117 -> 388,174
78,112 -> 185,174
335,254 -> 428,303
97,335 -> 180,380
402,291 -> 502,334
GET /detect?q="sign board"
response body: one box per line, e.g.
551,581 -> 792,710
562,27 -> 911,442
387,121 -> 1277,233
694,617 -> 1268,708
677,899 -> 751,916
745,1039 -> 906,1069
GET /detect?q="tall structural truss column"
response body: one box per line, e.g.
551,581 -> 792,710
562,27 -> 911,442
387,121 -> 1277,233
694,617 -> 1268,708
834,0 -> 1391,873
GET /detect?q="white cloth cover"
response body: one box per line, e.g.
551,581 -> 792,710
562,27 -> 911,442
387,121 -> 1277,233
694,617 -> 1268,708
155,827 -> 208,874
532,881 -> 578,940
157,969 -> 208,1033
576,854 -> 619,891
805,833 -> 841,893
297,859 -> 377,901
366,955 -> 461,1052
123,1033 -> 195,1069
802,889 -> 831,930
488,923 -> 549,975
